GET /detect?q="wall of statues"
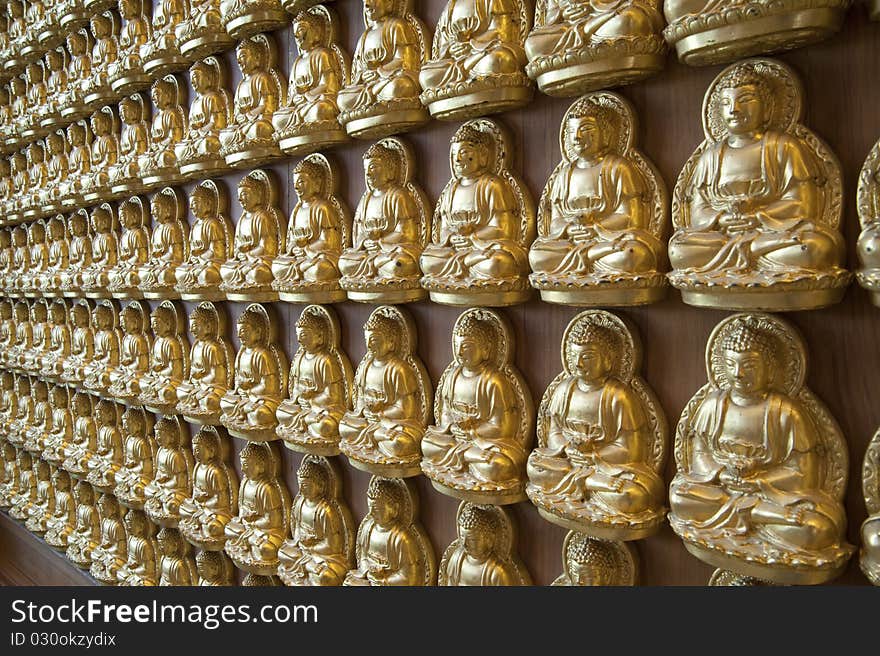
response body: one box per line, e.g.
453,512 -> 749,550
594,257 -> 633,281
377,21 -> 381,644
1,0 -> 880,586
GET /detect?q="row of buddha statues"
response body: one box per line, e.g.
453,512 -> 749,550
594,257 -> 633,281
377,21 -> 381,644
1,299 -> 879,585
2,55 -> 880,312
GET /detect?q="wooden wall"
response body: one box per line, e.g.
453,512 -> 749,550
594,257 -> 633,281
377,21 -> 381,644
5,2 -> 880,586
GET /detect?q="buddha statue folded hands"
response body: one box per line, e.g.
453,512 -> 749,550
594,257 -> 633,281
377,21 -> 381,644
108,0 -> 152,95
271,6 -> 349,156
107,301 -> 151,402
80,204 -> 120,298
140,0 -> 192,76
220,170 -> 283,302
223,442 -> 291,574
138,187 -> 189,299
277,456 -> 354,586
344,477 -> 436,585
138,75 -> 186,188
219,304 -> 287,441
276,305 -> 353,456
219,35 -> 284,168
336,0 -> 430,139
420,119 -> 535,307
138,301 -> 189,414
525,0 -> 665,97
143,415 -> 194,527
175,182 -> 233,300
175,0 -> 234,60
175,58 -> 232,178
339,138 -> 430,303
668,313 -> 854,585
529,92 -> 668,306
421,308 -> 533,504
861,429 -> 880,585
339,307 -> 431,477
175,302 -> 234,425
662,0 -> 851,67
667,58 -> 850,311
271,154 -> 348,304
108,196 -> 151,298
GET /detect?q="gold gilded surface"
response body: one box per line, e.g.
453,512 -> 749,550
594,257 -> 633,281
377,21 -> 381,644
219,303 -> 287,441
82,299 -> 120,395
58,30 -> 91,120
156,526 -> 198,584
176,302 -> 234,425
85,399 -> 123,493
24,457 -> 54,534
42,384 -> 73,465
421,308 -> 533,504
139,75 -> 187,189
339,137 -> 430,303
860,427 -> 880,585
669,312 -> 854,584
219,35 -> 285,168
196,549 -> 234,584
176,58 -> 232,178
857,132 -> 880,306
526,310 -> 667,539
529,92 -> 667,306
141,0 -> 192,76
113,406 -> 156,510
271,6 -> 350,156
22,379 -> 51,453
663,0 -> 851,66
276,304 -> 353,456
108,198 -> 150,298
344,476 -> 436,585
109,0 -> 152,96
90,492 -> 126,584
61,391 -> 96,478
270,154 -> 348,304
551,530 -> 637,585
336,0 -> 430,139
59,122 -> 92,210
179,425 -> 239,550
61,299 -> 94,385
7,375 -> 32,447
175,182 -> 232,300
143,415 -> 194,527
0,441 -> 17,508
138,187 -> 188,299
81,11 -> 121,109
138,300 -> 189,414
42,137 -> 69,215
42,218 -> 69,295
667,58 -> 850,311
66,479 -> 99,569
58,0 -> 90,34
438,501 -> 531,585
421,119 -> 534,306
176,0 -> 234,60
44,468 -> 76,549
8,449 -> 34,519
82,107 -> 120,203
107,301 -> 150,402
108,94 -> 150,196
219,0 -> 286,40
220,169 -> 283,302
223,441 -> 290,574
339,306 -> 430,477
81,204 -> 119,296
277,455 -> 354,586
117,508 -> 159,585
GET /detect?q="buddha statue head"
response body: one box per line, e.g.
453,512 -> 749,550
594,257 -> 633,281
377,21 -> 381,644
158,526 -> 187,557
450,123 -> 494,181
296,456 -> 329,502
124,507 -> 148,536
90,106 -> 114,137
74,479 -> 93,504
70,300 -> 90,328
715,66 -> 774,140
196,549 -> 232,584
294,307 -> 328,356
366,476 -> 406,529
363,311 -> 400,360
121,405 -> 147,438
53,467 -> 71,492
119,93 -> 144,125
188,302 -> 218,343
72,391 -> 92,417
149,303 -> 175,338
236,304 -> 267,349
33,379 -> 49,402
50,383 -> 69,409
92,301 -> 115,332
561,532 -> 637,586
363,141 -> 401,193
192,425 -> 220,465
240,441 -> 270,481
453,312 -> 495,370
67,31 -> 87,57
458,503 -> 500,561
150,187 -> 177,224
31,298 -> 48,323
154,416 -> 181,450
237,169 -> 270,214
95,398 -> 117,426
119,302 -> 144,335
69,209 -> 88,238
98,491 -> 120,519
150,75 -> 177,112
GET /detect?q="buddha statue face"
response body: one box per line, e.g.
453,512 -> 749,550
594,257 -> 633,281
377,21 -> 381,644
34,381 -> 48,401
50,386 -> 67,407
53,470 -> 70,491
364,321 -> 396,360
454,331 -> 488,370
124,509 -> 145,535
151,81 -> 174,110
240,446 -> 266,480
295,319 -> 324,355
461,519 -> 494,560
98,494 -> 119,517
121,409 -> 143,436
13,302 -> 27,320
47,51 -> 62,71
94,306 -> 112,330
719,80 -> 770,139
150,307 -> 173,336
292,166 -> 321,202
367,481 -> 400,529
364,0 -> 394,24
92,209 -> 112,233
567,115 -> 609,162
297,462 -> 327,502
189,309 -> 215,341
74,481 -> 93,503
120,307 -> 140,333
71,305 -> 88,327
49,220 -> 64,239
237,313 -> 263,348
50,303 -> 66,325
91,16 -> 111,40
155,420 -> 179,448
190,187 -> 215,221
91,113 -> 111,136
151,195 -> 174,223
119,0 -> 139,20
235,42 -> 262,75
237,178 -> 264,213
96,401 -> 115,426
364,151 -> 396,192
47,135 -> 63,155
28,145 -> 44,165
70,214 -> 87,236
192,432 -> 216,464
723,348 -> 770,398
452,135 -> 490,180
73,395 -> 90,418
119,99 -> 140,124
158,529 -> 183,556
12,229 -> 25,246
197,555 -> 219,580
566,539 -> 615,586
67,34 -> 86,56
27,64 -> 41,84
68,125 -> 85,147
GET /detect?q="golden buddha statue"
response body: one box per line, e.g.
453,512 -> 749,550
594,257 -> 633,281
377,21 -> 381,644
529,93 -> 667,306
7,375 -> 33,446
9,80 -> 29,150
107,302 -> 150,402
175,0 -> 234,60
90,492 -> 127,584
277,456 -> 354,586
10,301 -> 32,368
157,527 -> 198,585
109,93 -> 150,196
669,313 -> 854,585
116,508 -> 159,585
23,378 -> 52,453
24,458 -> 55,535
59,211 -> 91,295
219,35 -> 284,167
108,196 -> 151,298
58,0 -> 89,44
42,384 -> 73,465
196,549 -> 234,585
179,425 -> 239,550
421,119 -> 535,306
551,530 -> 637,585
66,480 -> 100,568
7,154 -> 27,225
662,0 -> 851,67
41,135 -> 69,214
113,407 -> 155,509
857,133 -> 880,307
138,75 -> 186,188
140,0 -> 191,76
220,303 -> 287,441
23,61 -> 48,141
0,232 -> 11,294
108,0 -> 151,95
23,144 -> 49,221
4,1 -> 26,74
339,138 -> 430,302
175,58 -> 231,178
44,468 -> 76,549
175,302 -> 233,425
138,301 -> 189,414
62,391 -> 97,478
61,300 -> 94,385
271,6 -> 349,156
82,300 -> 121,395
42,217 -> 70,295
23,223 -> 49,297
276,305 -> 352,456
82,11 -> 120,109
85,399 -> 124,492
58,30 -> 92,120
40,48 -> 68,132
0,301 -> 13,361
337,0 -> 429,139
82,107 -> 119,204
223,442 -> 290,574
44,301 -> 72,380
526,310 -> 667,540
219,171 -> 283,301
8,450 -> 35,520
339,306 -> 430,476
175,181 -> 232,300
144,415 -> 194,527
344,476 -> 436,585
860,428 -> 880,585
138,187 -> 188,299
438,501 -> 531,585
59,121 -> 92,209
0,442 -> 19,508
421,308 -> 533,504
81,204 -> 120,297
7,229 -> 27,293
219,0 -> 286,41
667,58 -> 849,311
